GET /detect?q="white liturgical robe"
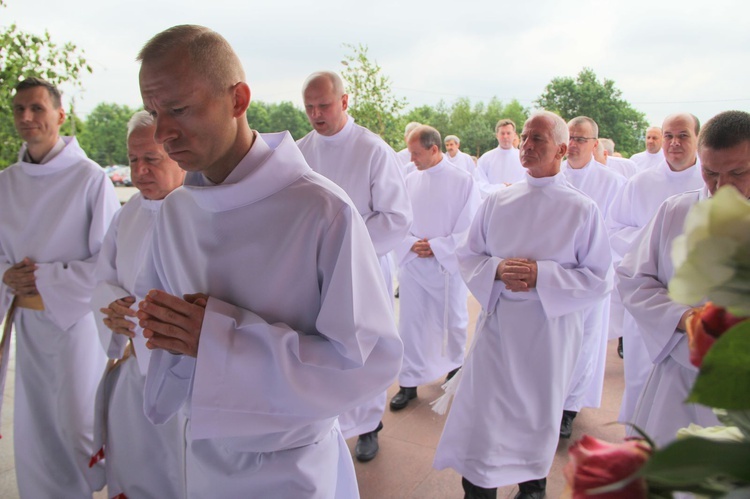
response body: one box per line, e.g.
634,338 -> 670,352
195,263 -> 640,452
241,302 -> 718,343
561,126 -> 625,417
433,172 -> 613,488
138,132 -> 402,498
617,188 -> 719,446
396,147 -> 411,165
445,150 -> 476,175
298,116 -> 412,438
630,150 -> 664,171
395,157 -> 480,386
474,147 -> 526,198
90,193 -> 183,499
0,137 -> 119,497
606,156 -> 639,179
608,158 -> 704,424
561,158 -> 623,411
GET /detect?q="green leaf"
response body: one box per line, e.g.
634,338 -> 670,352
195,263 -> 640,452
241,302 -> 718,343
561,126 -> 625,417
688,322 -> 750,410
642,437 -> 750,486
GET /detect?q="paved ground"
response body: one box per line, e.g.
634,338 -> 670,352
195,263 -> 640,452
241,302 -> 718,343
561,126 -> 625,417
0,294 -> 625,498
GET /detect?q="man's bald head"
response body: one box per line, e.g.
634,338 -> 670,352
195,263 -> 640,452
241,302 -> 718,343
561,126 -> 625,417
137,25 -> 245,92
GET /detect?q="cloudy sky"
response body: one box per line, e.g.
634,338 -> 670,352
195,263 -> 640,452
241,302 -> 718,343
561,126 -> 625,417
5,0 -> 749,130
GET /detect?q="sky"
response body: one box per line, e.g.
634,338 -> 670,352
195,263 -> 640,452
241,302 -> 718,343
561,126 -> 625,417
5,0 -> 749,134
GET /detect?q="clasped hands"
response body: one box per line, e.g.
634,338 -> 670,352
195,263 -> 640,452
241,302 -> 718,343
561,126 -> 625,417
496,258 -> 538,292
2,257 -> 39,297
102,289 -> 207,357
411,238 -> 434,258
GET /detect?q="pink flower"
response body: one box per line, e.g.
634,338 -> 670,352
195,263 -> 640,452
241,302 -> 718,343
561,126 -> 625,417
564,435 -> 652,498
687,302 -> 746,368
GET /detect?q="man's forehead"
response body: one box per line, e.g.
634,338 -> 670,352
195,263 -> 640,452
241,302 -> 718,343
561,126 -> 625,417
13,87 -> 52,105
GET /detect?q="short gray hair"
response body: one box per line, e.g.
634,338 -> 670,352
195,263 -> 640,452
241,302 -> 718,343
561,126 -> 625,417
444,134 -> 460,145
404,121 -> 421,139
599,138 -> 615,155
127,110 -> 154,139
527,111 -> 569,145
568,116 -> 599,138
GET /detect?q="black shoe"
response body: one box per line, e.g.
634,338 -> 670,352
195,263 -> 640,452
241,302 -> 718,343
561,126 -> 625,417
446,367 -> 460,382
394,286 -> 399,298
618,337 -> 624,359
354,421 -> 383,462
389,386 -> 417,411
462,477 -> 497,498
559,410 -> 577,439
514,478 -> 546,499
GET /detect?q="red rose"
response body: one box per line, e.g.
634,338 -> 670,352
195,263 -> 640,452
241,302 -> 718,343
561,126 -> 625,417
687,302 -> 746,368
564,435 -> 651,499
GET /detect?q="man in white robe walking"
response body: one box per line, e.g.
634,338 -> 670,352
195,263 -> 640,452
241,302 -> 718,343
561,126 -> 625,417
90,111 -> 186,498
297,70 -> 412,462
630,126 -> 664,171
444,134 -> 476,174
0,77 -> 120,497
608,113 -> 704,425
474,119 -> 526,198
559,116 -> 623,440
133,25 -> 402,498
433,111 -> 613,499
397,121 -> 421,166
390,125 -> 480,411
616,110 -> 750,445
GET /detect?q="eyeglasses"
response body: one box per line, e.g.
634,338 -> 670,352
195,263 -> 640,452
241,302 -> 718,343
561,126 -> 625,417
569,136 -> 597,144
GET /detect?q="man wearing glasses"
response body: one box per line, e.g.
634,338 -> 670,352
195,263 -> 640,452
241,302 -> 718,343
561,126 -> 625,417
559,116 -> 625,440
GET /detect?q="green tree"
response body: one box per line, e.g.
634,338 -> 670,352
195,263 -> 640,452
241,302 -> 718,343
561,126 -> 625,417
535,68 -> 648,157
77,103 -> 135,166
0,3 -> 92,167
341,43 -> 406,149
246,100 -> 311,140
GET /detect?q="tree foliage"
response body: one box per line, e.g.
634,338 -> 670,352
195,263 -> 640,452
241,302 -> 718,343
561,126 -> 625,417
0,8 -> 92,167
401,97 -> 528,158
76,103 -> 136,166
246,100 -> 311,140
341,43 -> 406,149
535,68 -> 648,157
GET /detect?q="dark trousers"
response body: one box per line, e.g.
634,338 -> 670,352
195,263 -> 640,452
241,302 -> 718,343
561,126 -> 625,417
462,477 -> 496,499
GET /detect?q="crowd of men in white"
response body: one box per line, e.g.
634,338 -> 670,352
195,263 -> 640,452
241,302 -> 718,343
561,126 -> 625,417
1,24 -> 748,499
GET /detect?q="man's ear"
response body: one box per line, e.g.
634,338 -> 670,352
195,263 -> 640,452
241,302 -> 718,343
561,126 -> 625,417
231,82 -> 251,118
557,142 -> 568,160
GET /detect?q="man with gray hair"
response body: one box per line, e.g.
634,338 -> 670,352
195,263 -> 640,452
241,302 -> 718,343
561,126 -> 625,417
397,121 -> 421,165
474,118 -> 527,198
598,137 -> 639,178
0,77 -> 120,496
297,70 -> 412,462
434,111 -> 613,499
444,134 -> 475,174
134,25 -> 402,497
389,125 -> 480,411
630,126 -> 664,170
90,110 -> 186,498
616,110 -> 750,446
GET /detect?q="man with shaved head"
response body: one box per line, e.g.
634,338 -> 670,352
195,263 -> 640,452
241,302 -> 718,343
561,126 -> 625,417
608,112 -> 704,427
434,111 -> 612,499
630,126 -> 665,170
134,26 -> 402,497
616,110 -> 750,446
297,70 -> 412,462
